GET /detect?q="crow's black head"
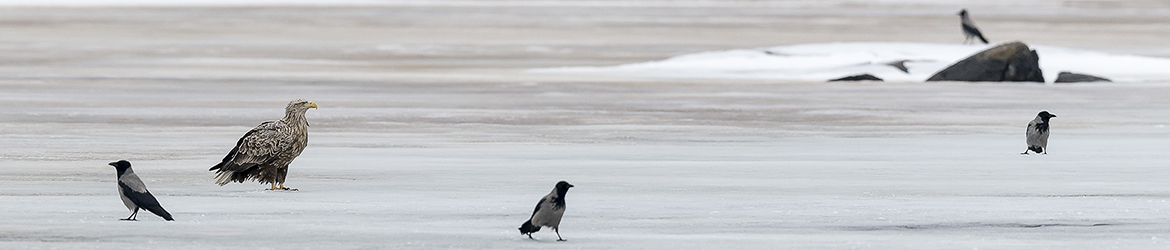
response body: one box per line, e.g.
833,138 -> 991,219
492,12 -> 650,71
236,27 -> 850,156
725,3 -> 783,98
555,181 -> 574,195
1038,110 -> 1056,119
109,160 -> 131,170
556,181 -> 574,190
109,160 -> 132,176
554,181 -> 573,200
958,9 -> 968,16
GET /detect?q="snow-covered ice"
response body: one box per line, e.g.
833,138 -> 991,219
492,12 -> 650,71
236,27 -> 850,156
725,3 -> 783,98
535,42 -> 1170,83
4,80 -> 1170,249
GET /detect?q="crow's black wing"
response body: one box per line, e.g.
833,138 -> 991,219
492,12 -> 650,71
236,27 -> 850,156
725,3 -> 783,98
963,24 -> 989,44
119,182 -> 173,220
529,197 -> 546,219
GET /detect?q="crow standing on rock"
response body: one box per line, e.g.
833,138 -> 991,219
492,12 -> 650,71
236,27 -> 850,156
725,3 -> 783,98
1023,111 -> 1056,155
958,9 -> 989,44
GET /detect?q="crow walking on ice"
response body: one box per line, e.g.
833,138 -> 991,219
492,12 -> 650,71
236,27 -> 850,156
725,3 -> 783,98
958,9 -> 989,44
109,160 -> 174,221
519,181 -> 573,241
1022,111 -> 1056,155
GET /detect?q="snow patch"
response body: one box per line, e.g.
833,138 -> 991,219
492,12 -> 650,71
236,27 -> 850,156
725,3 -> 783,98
533,42 -> 1170,83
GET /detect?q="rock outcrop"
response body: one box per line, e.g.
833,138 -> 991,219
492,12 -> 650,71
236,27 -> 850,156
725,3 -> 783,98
927,42 -> 1043,83
1054,71 -> 1111,83
829,74 -> 883,82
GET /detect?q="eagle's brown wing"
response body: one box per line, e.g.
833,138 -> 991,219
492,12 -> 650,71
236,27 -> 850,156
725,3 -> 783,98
210,120 -> 296,185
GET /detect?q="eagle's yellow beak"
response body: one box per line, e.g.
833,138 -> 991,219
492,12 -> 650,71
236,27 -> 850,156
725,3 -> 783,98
306,102 -> 318,109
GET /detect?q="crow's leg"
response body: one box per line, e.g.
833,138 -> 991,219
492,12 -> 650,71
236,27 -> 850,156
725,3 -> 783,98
121,208 -> 139,221
556,228 -> 565,241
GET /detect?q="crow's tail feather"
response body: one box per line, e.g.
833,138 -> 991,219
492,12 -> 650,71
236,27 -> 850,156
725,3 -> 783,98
143,205 -> 174,221
519,220 -> 540,234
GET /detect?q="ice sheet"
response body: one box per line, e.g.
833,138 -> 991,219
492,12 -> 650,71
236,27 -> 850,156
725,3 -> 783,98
3,79 -> 1170,249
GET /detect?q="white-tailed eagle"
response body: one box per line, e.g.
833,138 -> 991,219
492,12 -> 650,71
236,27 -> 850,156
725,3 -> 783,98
210,99 -> 317,190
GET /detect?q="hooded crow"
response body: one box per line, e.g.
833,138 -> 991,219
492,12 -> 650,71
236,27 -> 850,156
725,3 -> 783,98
519,181 -> 573,241
110,160 -> 173,221
958,9 -> 989,44
1022,111 -> 1056,155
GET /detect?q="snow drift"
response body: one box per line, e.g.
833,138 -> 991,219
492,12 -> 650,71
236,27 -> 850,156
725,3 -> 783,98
533,42 -> 1170,83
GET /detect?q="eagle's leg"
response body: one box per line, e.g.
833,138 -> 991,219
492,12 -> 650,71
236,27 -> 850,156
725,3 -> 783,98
555,228 -> 565,241
277,167 -> 295,191
267,182 -> 297,191
122,208 -> 139,221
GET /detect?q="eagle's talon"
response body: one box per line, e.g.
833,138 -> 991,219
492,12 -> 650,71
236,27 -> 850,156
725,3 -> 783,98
265,187 -> 297,191
279,184 -> 297,191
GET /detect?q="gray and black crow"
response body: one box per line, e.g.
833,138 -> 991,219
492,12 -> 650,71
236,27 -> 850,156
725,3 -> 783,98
519,181 -> 573,241
110,160 -> 174,221
958,9 -> 989,44
1022,111 -> 1056,155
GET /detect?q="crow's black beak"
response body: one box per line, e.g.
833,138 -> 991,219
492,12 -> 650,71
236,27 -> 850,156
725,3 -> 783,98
1050,114 -> 1056,118
108,162 -> 117,167
569,184 -> 575,188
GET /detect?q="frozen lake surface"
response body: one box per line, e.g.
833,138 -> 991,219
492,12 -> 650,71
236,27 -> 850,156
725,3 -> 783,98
1,1 -> 1170,249
5,80 -> 1170,249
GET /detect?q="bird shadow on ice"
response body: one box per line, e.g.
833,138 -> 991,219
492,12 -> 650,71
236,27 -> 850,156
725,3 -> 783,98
504,231 -> 576,243
245,189 -> 300,194
509,236 -> 572,243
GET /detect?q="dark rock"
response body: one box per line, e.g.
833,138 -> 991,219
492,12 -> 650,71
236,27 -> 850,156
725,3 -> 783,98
829,74 -> 883,82
927,41 -> 1044,83
885,60 -> 909,73
1054,71 -> 1111,83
